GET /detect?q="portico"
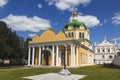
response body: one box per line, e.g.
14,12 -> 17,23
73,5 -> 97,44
28,41 -> 79,67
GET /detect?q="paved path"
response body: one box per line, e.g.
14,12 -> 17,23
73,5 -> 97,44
23,73 -> 86,80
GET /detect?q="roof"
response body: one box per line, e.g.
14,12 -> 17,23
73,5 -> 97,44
96,38 -> 116,46
64,20 -> 87,30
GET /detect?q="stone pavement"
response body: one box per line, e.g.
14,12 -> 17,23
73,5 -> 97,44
23,73 -> 86,80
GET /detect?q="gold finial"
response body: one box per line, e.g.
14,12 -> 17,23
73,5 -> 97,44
72,8 -> 78,17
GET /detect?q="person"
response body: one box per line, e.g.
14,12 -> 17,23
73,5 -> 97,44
64,64 -> 66,69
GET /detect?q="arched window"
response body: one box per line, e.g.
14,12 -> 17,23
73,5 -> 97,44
102,55 -> 105,59
97,48 -> 100,53
102,48 -> 105,53
106,47 -> 110,53
109,55 -> 112,59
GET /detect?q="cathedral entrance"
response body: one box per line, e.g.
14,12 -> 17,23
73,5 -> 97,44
42,50 -> 51,66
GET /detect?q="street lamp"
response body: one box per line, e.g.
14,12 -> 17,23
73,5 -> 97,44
58,46 -> 71,75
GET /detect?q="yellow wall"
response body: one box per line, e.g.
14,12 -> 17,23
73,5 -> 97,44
29,29 -> 73,44
35,47 -> 39,65
65,28 -> 88,39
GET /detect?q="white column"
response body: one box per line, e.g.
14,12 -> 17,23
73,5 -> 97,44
71,45 -> 75,66
65,45 -> 67,65
88,50 -> 89,64
76,46 -> 78,66
38,46 -> 41,65
32,47 -> 35,66
28,47 -> 31,65
76,30 -> 79,39
56,45 -> 59,66
41,46 -> 45,65
52,45 -> 55,66
42,46 -> 45,50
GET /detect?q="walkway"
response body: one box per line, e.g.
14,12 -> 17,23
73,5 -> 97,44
23,73 -> 86,80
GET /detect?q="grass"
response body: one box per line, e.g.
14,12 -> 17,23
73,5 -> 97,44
0,65 -> 119,80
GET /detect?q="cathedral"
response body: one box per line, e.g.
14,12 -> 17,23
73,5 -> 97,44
27,10 -> 94,67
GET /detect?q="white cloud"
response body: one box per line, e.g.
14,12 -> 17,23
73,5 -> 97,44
70,14 -> 100,28
37,4 -> 42,9
28,33 -> 36,37
112,12 -> 120,25
2,14 -> 51,32
45,0 -> 92,11
0,0 -> 8,8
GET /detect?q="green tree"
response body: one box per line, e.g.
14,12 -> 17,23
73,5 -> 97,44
0,21 -> 29,65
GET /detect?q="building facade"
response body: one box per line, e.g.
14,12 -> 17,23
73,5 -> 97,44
28,11 -> 94,67
94,38 -> 117,64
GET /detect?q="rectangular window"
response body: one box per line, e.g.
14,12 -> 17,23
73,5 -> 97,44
68,32 -> 74,37
82,33 -> 84,39
71,32 -> 74,37
68,33 -> 70,37
79,32 -> 81,38
79,32 -> 84,39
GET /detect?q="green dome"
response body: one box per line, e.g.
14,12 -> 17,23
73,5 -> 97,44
64,20 -> 87,30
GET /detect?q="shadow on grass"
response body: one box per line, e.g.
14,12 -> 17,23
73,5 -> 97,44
0,64 -> 24,69
100,64 -> 120,69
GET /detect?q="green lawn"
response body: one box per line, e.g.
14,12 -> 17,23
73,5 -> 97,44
0,65 -> 119,80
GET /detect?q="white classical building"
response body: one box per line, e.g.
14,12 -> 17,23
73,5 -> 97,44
94,37 -> 117,64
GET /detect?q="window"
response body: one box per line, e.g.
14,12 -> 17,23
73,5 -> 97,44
68,33 -> 71,37
68,32 -> 74,37
79,32 -> 81,38
102,48 -> 105,53
97,48 -> 100,53
79,32 -> 84,39
103,50 -> 105,52
106,47 -> 110,53
71,32 -> 74,37
109,55 -> 112,59
102,55 -> 105,59
82,33 -> 84,39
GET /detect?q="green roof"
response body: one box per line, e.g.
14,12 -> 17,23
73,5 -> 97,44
64,20 -> 87,30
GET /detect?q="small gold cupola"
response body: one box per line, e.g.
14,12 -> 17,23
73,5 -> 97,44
72,8 -> 78,20
72,9 -> 78,17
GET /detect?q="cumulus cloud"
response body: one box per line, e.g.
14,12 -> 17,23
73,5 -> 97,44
70,13 -> 100,28
37,4 -> 42,9
2,14 -> 51,32
0,0 -> 8,8
45,0 -> 92,11
112,12 -> 120,25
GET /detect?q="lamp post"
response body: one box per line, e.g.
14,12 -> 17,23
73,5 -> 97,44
58,46 -> 71,75
64,46 -> 66,69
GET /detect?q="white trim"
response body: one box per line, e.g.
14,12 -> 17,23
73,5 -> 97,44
56,45 -> 59,66
28,47 -> 31,65
71,45 -> 75,66
76,46 -> 78,66
38,46 -> 41,65
32,47 -> 35,66
52,45 -> 55,66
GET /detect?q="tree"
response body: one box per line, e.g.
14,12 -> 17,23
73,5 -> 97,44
0,21 -> 29,65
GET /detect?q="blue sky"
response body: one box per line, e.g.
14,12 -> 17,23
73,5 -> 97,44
0,0 -> 120,45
